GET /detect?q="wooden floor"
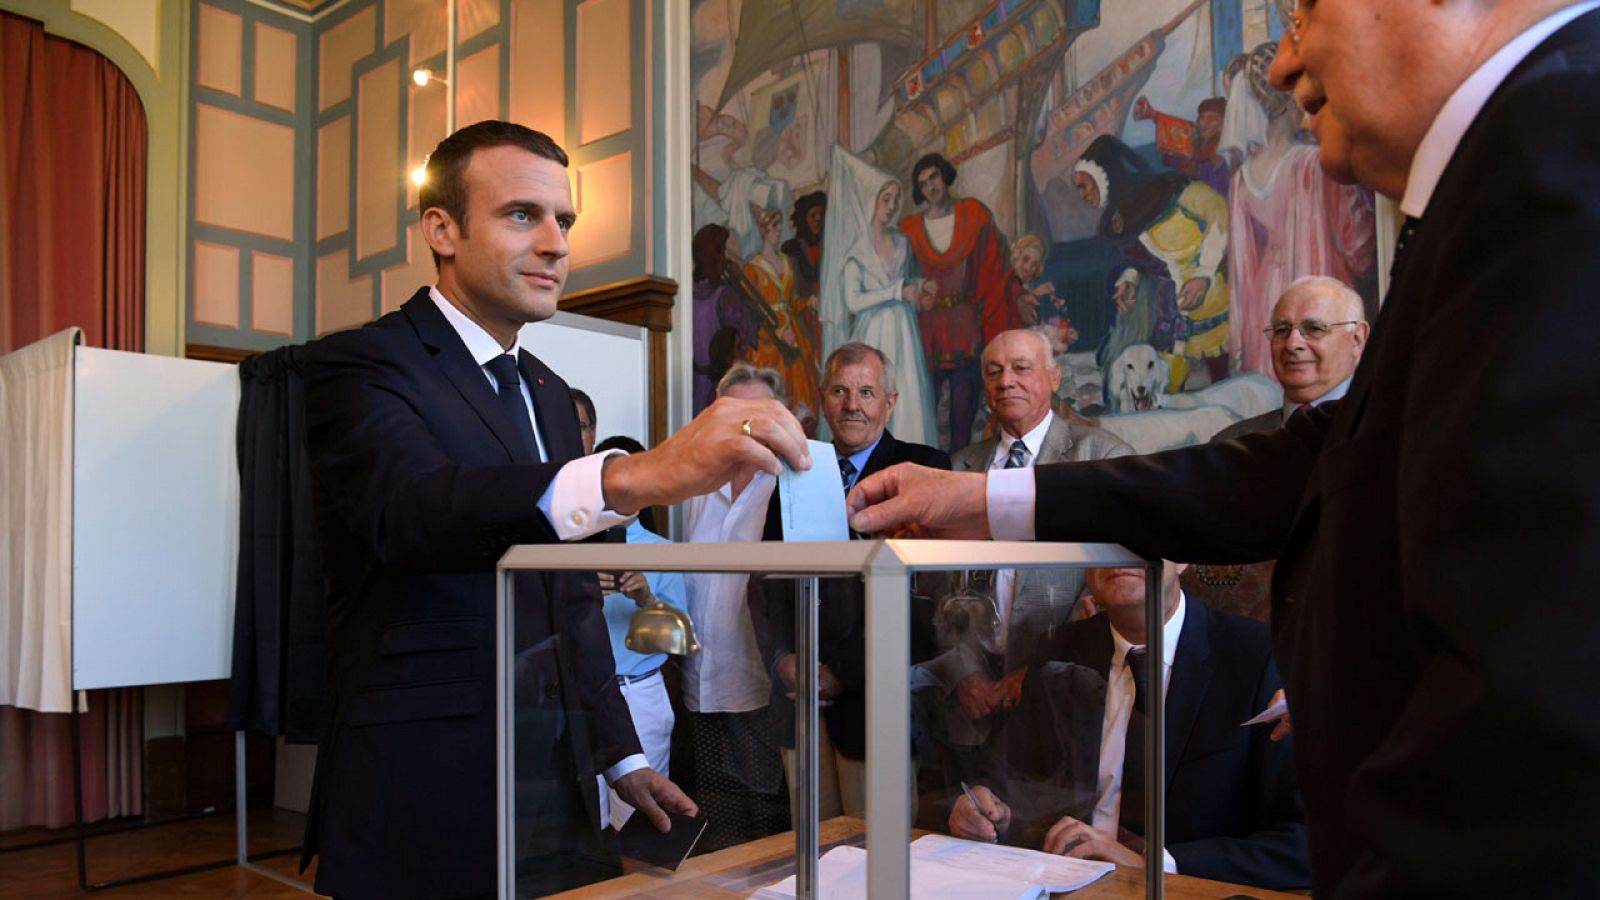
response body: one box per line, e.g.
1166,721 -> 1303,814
0,808 -> 320,898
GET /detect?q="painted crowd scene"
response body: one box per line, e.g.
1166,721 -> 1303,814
690,0 -> 1378,454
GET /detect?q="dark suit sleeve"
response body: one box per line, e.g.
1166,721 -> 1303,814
1032,412 -> 1324,564
306,329 -> 565,573
1168,648 -> 1309,890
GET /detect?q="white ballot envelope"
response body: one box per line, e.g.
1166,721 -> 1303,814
777,439 -> 850,541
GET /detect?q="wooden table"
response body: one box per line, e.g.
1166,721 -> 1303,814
551,817 -> 1304,899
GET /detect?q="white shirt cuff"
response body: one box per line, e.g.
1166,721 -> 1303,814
986,468 -> 1036,541
603,753 -> 649,784
1162,848 -> 1177,874
538,449 -> 635,541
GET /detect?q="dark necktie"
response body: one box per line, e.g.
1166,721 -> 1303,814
839,456 -> 857,491
1391,214 -> 1421,279
1120,646 -> 1149,837
485,353 -> 538,460
1295,402 -> 1313,417
1004,439 -> 1028,469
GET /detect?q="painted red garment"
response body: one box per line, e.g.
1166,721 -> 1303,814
900,198 -> 1018,370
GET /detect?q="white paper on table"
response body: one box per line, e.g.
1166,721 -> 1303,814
750,844 -> 1051,900
776,439 -> 850,541
909,834 -> 1114,892
1241,694 -> 1290,726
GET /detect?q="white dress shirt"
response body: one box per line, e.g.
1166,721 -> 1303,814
982,411 -> 1055,654
1092,592 -> 1187,873
680,474 -> 777,713
985,4 -> 1600,543
430,287 -> 644,782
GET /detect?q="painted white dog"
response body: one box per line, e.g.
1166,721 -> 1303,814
1106,343 -> 1170,413
1096,405 -> 1243,454
1161,371 -> 1282,421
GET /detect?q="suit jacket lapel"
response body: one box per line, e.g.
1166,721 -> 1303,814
519,349 -> 578,463
1163,600 -> 1214,785
402,290 -> 538,464
1035,415 -> 1076,465
859,429 -> 900,479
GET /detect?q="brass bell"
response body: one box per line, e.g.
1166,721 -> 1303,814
625,600 -> 700,656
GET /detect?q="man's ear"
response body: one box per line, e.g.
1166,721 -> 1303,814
420,207 -> 458,261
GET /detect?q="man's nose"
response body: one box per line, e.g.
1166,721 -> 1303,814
533,218 -> 568,259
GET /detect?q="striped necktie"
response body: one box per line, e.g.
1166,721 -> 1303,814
1004,439 -> 1028,469
839,457 -> 857,490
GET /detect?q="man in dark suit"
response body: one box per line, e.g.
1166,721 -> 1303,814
302,121 -> 810,898
950,562 -> 1308,891
754,342 -> 948,820
1193,276 -> 1367,621
848,2 -> 1600,894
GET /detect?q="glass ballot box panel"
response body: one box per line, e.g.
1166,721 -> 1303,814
498,541 -> 1176,900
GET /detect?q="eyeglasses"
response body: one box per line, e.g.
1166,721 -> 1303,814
1265,319 -> 1359,341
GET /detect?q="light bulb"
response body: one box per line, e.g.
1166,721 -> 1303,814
412,68 -> 432,87
411,163 -> 427,186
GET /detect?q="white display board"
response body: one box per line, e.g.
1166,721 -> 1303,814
520,311 -> 650,448
72,347 -> 240,690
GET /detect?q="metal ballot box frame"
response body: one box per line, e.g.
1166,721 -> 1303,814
496,540 -> 1170,900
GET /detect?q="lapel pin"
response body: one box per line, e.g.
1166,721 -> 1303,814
537,377 -> 544,385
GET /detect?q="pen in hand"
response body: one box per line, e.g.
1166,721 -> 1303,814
960,780 -> 1000,843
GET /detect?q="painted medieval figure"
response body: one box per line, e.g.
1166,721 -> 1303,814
1220,42 -> 1376,377
817,145 -> 937,448
690,223 -> 760,413
781,189 -> 827,360
900,152 -> 1020,451
744,204 -> 822,435
1074,134 -> 1231,389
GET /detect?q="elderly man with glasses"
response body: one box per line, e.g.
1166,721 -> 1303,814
1216,275 -> 1368,439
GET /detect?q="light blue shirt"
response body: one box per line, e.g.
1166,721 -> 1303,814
602,520 -> 687,678
840,433 -> 884,491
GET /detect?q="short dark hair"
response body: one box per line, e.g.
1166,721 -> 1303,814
420,120 -> 569,267
570,388 -> 596,431
910,153 -> 957,205
595,435 -> 645,455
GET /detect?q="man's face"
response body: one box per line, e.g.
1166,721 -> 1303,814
1084,563 -> 1186,615
575,403 -> 596,455
428,146 -> 573,343
1072,171 -> 1101,209
916,166 -> 948,207
1196,109 -> 1223,142
806,204 -> 825,237
1270,286 -> 1368,403
982,332 -> 1061,437
823,358 -> 896,455
1267,0 -> 1450,197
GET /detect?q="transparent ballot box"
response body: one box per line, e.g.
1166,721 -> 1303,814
496,541 -> 1175,899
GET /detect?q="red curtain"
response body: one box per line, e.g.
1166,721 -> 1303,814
0,10 -> 148,830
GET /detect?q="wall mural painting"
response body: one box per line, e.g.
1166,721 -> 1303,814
690,0 -> 1378,454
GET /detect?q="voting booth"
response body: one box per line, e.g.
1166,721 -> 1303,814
497,540 -> 1173,900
